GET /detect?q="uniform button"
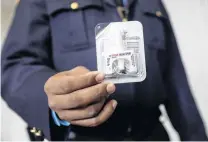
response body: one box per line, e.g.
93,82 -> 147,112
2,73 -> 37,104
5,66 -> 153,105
71,2 -> 79,10
156,11 -> 162,17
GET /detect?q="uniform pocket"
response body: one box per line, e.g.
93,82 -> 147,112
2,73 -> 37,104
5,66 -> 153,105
45,0 -> 103,51
142,10 -> 168,51
144,22 -> 166,51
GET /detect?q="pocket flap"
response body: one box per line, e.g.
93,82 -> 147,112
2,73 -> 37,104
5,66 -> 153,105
46,0 -> 103,15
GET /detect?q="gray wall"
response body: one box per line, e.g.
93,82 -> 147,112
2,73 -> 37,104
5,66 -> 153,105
1,0 -> 208,140
1,0 -> 16,43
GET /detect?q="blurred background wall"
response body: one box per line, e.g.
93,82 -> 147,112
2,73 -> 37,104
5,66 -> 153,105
1,0 -> 208,140
162,0 -> 208,133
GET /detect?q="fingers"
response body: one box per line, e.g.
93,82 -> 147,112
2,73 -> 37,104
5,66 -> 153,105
70,100 -> 118,127
45,71 -> 105,95
45,66 -> 118,128
55,66 -> 90,77
49,83 -> 116,110
67,71 -> 105,93
67,66 -> 90,76
57,99 -> 105,121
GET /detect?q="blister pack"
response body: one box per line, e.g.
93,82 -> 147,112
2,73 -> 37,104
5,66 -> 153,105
95,21 -> 146,84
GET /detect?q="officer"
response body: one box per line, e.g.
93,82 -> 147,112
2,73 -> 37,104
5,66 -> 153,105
1,0 -> 207,141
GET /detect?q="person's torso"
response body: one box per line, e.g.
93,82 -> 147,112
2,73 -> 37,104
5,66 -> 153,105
46,0 -> 169,139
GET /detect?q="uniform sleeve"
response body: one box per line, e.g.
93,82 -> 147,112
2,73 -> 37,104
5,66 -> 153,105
1,0 -> 67,140
160,2 -> 208,140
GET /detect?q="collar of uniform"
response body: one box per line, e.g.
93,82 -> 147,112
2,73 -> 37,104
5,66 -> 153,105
104,0 -> 167,19
139,0 -> 168,19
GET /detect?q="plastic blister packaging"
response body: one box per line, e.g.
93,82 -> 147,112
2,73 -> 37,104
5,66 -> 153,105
95,21 -> 146,84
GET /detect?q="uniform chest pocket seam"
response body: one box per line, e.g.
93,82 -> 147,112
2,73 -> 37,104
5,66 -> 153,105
46,5 -> 87,51
46,0 -> 103,52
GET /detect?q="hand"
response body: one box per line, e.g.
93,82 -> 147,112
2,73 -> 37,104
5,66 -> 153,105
44,66 -> 117,127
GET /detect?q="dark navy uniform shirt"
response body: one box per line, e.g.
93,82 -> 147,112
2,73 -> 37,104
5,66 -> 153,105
1,0 -> 207,141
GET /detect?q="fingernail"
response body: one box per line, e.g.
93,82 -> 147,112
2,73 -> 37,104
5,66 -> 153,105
112,100 -> 118,109
107,83 -> 116,94
96,73 -> 105,83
